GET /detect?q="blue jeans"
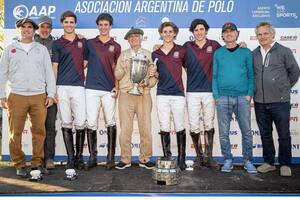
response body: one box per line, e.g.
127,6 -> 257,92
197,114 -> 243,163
254,101 -> 291,166
216,96 -> 252,161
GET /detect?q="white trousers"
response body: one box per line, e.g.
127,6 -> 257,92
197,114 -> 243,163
86,89 -> 116,130
57,86 -> 86,129
156,95 -> 185,132
186,92 -> 215,133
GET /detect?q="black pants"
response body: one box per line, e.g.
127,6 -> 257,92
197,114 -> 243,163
44,104 -> 57,161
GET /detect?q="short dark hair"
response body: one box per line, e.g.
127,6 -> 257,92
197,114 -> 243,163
189,19 -> 209,32
158,22 -> 179,35
60,10 -> 77,23
96,13 -> 113,25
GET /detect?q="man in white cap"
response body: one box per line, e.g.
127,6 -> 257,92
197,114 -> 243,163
34,15 -> 57,170
0,17 -> 56,177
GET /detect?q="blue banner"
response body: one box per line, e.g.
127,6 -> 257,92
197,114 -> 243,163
5,0 -> 300,29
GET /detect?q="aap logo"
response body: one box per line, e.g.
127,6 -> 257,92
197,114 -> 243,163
13,5 -> 28,19
13,4 -> 56,20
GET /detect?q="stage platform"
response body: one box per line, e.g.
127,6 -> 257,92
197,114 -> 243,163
0,162 -> 299,196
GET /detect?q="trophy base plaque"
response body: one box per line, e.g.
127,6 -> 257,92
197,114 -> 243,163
152,157 -> 180,185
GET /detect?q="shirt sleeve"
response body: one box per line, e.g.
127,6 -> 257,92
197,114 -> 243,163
0,48 -> 9,98
284,48 -> 300,87
43,48 -> 56,98
246,49 -> 254,96
114,51 -> 126,81
212,52 -> 219,99
51,41 -> 60,63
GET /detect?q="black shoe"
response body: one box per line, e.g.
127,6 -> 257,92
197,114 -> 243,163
139,161 -> 155,169
106,161 -> 115,170
115,161 -> 131,170
16,167 -> 28,177
84,159 -> 97,171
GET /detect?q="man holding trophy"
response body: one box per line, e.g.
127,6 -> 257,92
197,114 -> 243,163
114,27 -> 158,170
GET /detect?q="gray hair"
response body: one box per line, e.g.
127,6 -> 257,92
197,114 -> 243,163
255,22 -> 276,36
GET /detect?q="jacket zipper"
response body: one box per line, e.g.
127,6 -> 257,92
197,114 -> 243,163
262,52 -> 271,103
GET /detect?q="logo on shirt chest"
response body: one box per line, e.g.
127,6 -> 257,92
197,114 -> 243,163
11,48 -> 16,53
206,46 -> 213,53
108,45 -> 115,52
78,41 -> 83,48
173,51 -> 179,58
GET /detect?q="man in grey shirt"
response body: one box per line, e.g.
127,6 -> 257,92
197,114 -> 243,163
34,15 -> 57,170
0,17 -> 56,178
253,22 -> 300,177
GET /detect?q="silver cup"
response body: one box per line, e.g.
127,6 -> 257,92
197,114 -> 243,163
127,52 -> 149,95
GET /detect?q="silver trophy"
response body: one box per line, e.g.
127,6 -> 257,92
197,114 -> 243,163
127,52 -> 150,95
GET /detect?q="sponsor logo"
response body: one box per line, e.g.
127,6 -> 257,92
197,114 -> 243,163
98,129 -> 107,135
251,130 -> 260,136
280,35 -> 297,41
251,6 -> 271,18
290,116 -> 298,122
78,41 -> 83,48
291,89 -> 298,94
229,131 -> 238,135
253,143 -> 263,149
11,48 -> 16,53
231,117 -> 237,121
135,16 -> 147,28
22,129 -> 29,134
112,36 -> 117,41
99,143 -> 107,148
231,144 -> 238,149
275,4 -> 298,19
291,130 -> 300,136
108,45 -> 115,52
291,49 -> 297,54
292,144 -> 300,150
13,4 -> 56,20
291,103 -> 299,108
131,143 -> 140,149
206,46 -> 213,53
143,35 -> 148,41
13,5 -> 28,19
173,51 -> 179,58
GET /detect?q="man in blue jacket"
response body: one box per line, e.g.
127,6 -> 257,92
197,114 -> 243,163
253,22 -> 300,177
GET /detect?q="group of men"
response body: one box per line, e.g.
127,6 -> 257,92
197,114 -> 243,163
0,10 -> 299,179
